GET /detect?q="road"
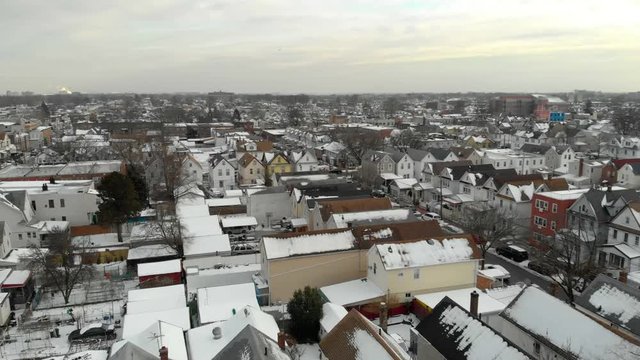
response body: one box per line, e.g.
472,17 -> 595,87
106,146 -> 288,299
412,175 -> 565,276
485,252 -> 553,292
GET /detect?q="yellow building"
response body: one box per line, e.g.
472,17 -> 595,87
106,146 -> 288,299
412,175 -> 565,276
262,152 -> 292,185
366,238 -> 479,303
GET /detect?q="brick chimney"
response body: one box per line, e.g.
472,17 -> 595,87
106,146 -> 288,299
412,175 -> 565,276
277,331 -> 286,350
619,271 -> 628,284
578,158 -> 584,177
159,346 -> 168,360
470,291 -> 479,317
379,302 -> 388,333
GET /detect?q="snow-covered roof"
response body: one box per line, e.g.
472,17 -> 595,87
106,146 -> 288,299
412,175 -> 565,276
205,198 -> 242,207
537,188 -> 589,201
320,278 -> 385,306
182,215 -> 223,238
220,216 -> 258,228
186,306 -> 279,360
503,286 -> 640,359
112,321 -> 188,360
415,288 -> 506,315
484,284 -> 526,306
183,234 -> 231,256
263,230 -> 356,260
197,283 -> 259,324
379,173 -> 402,181
127,244 -> 177,260
1,270 -> 31,287
127,284 -> 187,315
122,307 -> 190,339
321,303 -> 348,333
376,238 -> 474,270
137,259 -> 182,277
432,302 -> 530,360
176,204 -> 210,219
332,209 -> 412,228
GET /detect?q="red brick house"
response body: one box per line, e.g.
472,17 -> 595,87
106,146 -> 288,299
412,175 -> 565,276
530,189 -> 589,244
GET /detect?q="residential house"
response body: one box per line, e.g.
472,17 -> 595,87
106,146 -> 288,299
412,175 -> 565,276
482,148 -> 546,175
211,325 -> 290,360
494,178 -> 569,225
464,135 -> 495,149
0,222 -> 11,259
567,187 -> 639,249
599,201 -> 640,276
309,197 -> 392,231
490,285 -> 640,360
458,168 -> 517,202
367,237 -> 480,302
529,189 -> 589,244
261,222 -> 445,304
290,150 -> 318,172
617,163 -> 640,189
391,150 -> 414,179
110,321 -> 188,360
320,303 -> 348,339
0,132 -> 14,160
186,306 -> 281,360
520,144 -> 575,174
361,150 -> 396,179
425,164 -> 496,206
262,152 -> 292,183
575,274 -> 640,342
603,136 -> 640,159
409,297 -> 531,360
450,146 -> 482,165
315,141 -> 346,167
325,208 -> 415,229
247,186 -> 292,228
319,309 -> 410,360
237,153 -> 264,186
566,158 -> 607,187
209,155 -> 236,190
0,179 -> 99,226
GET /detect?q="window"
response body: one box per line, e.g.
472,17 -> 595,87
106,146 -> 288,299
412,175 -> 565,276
250,168 -> 253,175
218,169 -> 223,176
31,200 -> 36,210
18,234 -> 22,240
48,199 -> 54,208
552,203 -> 558,213
626,217 -> 630,224
413,268 -> 420,279
613,229 -> 618,239
609,253 -> 625,268
60,199 -> 65,208
551,221 -> 556,230
219,181 -> 224,188
226,169 -> 230,176
405,293 -> 412,298
62,216 -> 67,221
534,216 -> 547,228
636,236 -> 639,246
373,263 -> 376,274
398,272 -> 404,277
624,233 -> 629,243
535,200 -> 548,211
533,341 -> 541,355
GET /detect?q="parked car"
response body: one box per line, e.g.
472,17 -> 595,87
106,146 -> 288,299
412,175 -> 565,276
496,245 -> 529,262
68,323 -> 115,341
422,212 -> 441,220
528,260 -> 556,276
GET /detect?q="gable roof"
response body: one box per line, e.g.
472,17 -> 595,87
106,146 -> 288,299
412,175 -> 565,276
519,143 -> 552,155
319,309 -> 409,360
491,173 -> 543,190
575,274 -> 640,337
502,286 -> 640,360
263,229 -> 356,260
449,147 -> 478,159
427,147 -> 454,161
405,148 -> 430,161
443,164 -> 495,181
238,152 -> 262,168
318,197 -> 392,222
212,325 -> 290,360
351,221 -> 445,248
389,150 -> 408,163
578,188 -> 640,222
414,297 -> 531,360
612,158 -> 640,169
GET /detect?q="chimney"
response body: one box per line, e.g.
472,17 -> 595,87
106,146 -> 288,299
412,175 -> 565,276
49,176 -> 56,184
277,331 -> 286,350
607,184 -> 612,192
42,183 -> 48,191
379,302 -> 388,333
470,291 -> 479,317
578,158 -> 584,177
159,346 -> 168,360
619,271 -> 628,284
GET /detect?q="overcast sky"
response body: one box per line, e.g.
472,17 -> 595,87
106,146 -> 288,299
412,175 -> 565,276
2,0 -> 640,94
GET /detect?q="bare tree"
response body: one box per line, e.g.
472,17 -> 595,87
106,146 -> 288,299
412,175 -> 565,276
332,128 -> 384,165
29,228 -> 95,305
458,207 -> 520,269
148,215 -> 186,257
533,226 -> 602,304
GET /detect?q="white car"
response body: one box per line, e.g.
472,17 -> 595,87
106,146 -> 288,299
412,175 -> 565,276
422,212 -> 441,220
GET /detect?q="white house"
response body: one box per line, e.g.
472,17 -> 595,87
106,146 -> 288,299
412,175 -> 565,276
599,201 -> 640,275
617,163 -> 640,189
482,148 -> 546,175
391,151 -> 414,179
209,156 -> 236,190
290,150 -> 318,172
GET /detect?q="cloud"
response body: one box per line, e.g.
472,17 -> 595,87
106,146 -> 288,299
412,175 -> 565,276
1,0 -> 639,93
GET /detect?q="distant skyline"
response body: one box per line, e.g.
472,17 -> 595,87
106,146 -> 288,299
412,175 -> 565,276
2,0 -> 640,94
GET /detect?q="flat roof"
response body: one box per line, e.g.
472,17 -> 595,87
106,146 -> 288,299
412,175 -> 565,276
137,259 -> 182,277
320,278 -> 385,306
197,283 -> 259,324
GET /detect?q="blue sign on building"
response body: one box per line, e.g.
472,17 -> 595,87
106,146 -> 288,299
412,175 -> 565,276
549,112 -> 565,122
